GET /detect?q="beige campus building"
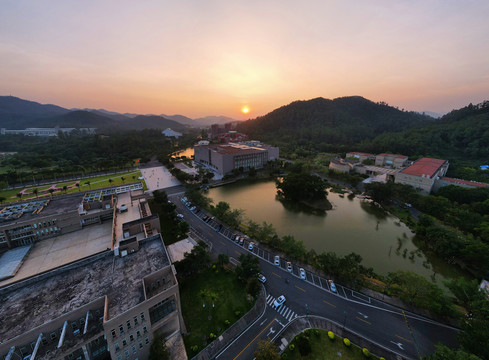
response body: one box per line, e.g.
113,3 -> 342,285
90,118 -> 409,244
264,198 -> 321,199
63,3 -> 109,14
0,184 -> 186,360
394,157 -> 449,194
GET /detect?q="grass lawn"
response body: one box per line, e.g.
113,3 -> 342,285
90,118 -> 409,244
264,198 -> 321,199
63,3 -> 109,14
282,329 -> 382,360
180,267 -> 254,357
0,170 -> 147,203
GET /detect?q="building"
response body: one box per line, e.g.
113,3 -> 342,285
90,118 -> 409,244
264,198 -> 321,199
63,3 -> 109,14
0,183 -> 143,251
375,153 -> 408,168
329,158 -> 354,173
216,131 -> 248,143
161,128 -> 182,138
0,235 -> 185,360
346,152 -> 375,163
395,158 -> 449,194
1,127 -> 96,137
0,183 -> 186,360
209,122 -> 238,139
432,177 -> 489,192
194,142 -> 279,175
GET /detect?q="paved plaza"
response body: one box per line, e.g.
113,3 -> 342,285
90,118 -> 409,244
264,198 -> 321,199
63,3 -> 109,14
141,166 -> 180,191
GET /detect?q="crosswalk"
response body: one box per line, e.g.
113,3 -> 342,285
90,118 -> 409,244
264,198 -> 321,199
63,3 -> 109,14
266,294 -> 298,322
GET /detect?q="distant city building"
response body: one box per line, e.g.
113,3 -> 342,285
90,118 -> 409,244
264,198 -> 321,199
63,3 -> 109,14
194,142 -> 279,175
0,183 -> 186,360
375,153 -> 408,168
161,128 -> 182,138
209,122 -> 238,139
0,127 -> 96,137
216,131 -> 248,143
394,157 -> 449,194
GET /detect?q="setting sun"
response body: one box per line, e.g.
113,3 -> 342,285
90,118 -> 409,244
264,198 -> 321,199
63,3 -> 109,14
241,106 -> 250,114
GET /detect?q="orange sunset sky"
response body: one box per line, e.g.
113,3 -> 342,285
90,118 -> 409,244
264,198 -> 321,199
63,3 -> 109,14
1,0 -> 488,119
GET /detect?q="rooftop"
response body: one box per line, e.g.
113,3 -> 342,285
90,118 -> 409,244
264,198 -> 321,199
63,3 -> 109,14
377,153 -> 408,159
441,177 -> 489,188
400,157 -> 447,178
204,143 -> 267,155
0,195 -> 83,225
0,235 -> 170,343
346,151 -> 375,157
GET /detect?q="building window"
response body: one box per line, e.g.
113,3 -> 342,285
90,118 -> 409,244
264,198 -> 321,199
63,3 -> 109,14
143,326 -> 147,334
145,337 -> 149,345
134,316 -> 138,326
50,332 -> 57,340
111,329 -> 117,338
126,320 -> 131,329
132,345 -> 137,354
140,312 -> 145,322
124,350 -> 129,359
115,343 -> 120,352
136,329 -> 141,338
117,356 -> 122,360
138,341 -> 143,349
119,325 -> 124,334
130,334 -> 134,342
122,339 -> 127,347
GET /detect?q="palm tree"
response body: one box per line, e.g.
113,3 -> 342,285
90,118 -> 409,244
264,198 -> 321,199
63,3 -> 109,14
121,177 -> 126,184
63,185 -> 68,194
48,188 -> 55,198
16,192 -> 22,201
33,188 -> 39,198
132,175 -> 136,181
85,181 -> 91,190
75,183 -> 80,192
108,178 -> 113,186
209,292 -> 218,308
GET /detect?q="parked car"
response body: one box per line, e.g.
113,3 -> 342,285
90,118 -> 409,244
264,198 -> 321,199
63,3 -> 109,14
202,215 -> 209,222
176,214 -> 184,219
258,274 -> 266,283
248,242 -> 254,251
190,206 -> 196,211
235,235 -> 240,242
205,217 -> 211,223
329,280 -> 337,293
299,268 -> 306,280
239,237 -> 244,246
286,261 -> 292,272
216,224 -> 223,232
273,295 -> 286,307
274,256 -> 280,266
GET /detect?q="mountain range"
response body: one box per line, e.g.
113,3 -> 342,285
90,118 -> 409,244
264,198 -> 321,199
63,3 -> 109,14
0,96 -> 238,131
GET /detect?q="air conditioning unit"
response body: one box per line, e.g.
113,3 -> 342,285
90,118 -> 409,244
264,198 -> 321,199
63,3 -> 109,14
121,250 -> 128,257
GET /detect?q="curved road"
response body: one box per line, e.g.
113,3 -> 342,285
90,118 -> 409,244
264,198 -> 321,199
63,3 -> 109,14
170,194 -> 458,360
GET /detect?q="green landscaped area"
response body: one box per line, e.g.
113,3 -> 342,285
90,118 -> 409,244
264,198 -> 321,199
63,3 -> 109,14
180,267 -> 255,357
0,170 -> 147,203
281,329 -> 381,360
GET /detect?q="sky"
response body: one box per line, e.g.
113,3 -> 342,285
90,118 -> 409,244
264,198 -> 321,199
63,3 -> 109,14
1,0 -> 488,119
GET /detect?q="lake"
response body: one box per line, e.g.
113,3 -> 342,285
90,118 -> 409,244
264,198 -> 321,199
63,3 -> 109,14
208,180 -> 467,287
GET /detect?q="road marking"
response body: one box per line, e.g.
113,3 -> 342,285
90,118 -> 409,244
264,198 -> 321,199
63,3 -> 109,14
234,250 -> 240,255
356,316 -> 372,325
233,318 -> 276,360
272,272 -> 281,278
220,241 -> 225,245
322,300 -> 336,308
295,285 -> 306,293
395,334 -> 412,343
259,318 -> 268,326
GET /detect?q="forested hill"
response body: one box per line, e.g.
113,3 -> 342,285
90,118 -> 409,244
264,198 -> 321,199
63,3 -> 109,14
237,96 -> 433,151
368,101 -> 489,161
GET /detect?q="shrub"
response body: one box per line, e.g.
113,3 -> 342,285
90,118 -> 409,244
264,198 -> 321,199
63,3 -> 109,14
328,331 -> 335,340
235,310 -> 241,317
191,345 -> 199,352
224,320 -> 231,326
297,335 -> 312,356
343,338 -> 351,347
314,329 -> 320,337
288,344 -> 295,351
362,348 -> 370,357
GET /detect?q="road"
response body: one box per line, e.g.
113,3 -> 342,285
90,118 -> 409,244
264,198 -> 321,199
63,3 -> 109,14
171,194 -> 459,360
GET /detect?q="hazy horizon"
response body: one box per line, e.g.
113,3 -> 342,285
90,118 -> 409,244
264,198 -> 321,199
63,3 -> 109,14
1,0 -> 488,119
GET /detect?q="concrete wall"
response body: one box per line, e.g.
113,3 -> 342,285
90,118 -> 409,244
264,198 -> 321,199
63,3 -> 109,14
329,161 -> 351,173
395,172 -> 434,194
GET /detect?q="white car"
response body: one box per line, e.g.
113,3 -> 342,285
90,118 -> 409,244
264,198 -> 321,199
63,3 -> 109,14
286,262 -> 292,272
274,256 -> 280,266
258,274 -> 266,283
248,242 -> 254,251
329,280 -> 337,293
299,268 -> 306,280
273,295 -> 286,307
176,214 -> 184,219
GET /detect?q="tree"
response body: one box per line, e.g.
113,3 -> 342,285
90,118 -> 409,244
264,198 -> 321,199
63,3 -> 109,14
236,254 -> 260,282
16,192 -> 22,200
0,196 -> 6,203
85,181 -> 91,190
33,188 -> 38,198
48,188 -> 55,198
254,339 -> 280,360
246,277 -> 261,298
217,253 -> 229,268
75,183 -> 80,191
108,178 -> 113,186
209,291 -> 218,308
148,335 -> 170,360
121,176 -> 126,184
62,185 -> 68,194
199,289 -> 210,308
425,345 -> 481,360
445,278 -> 483,311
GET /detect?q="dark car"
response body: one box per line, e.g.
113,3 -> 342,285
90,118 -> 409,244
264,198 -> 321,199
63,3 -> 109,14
216,224 -> 223,232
